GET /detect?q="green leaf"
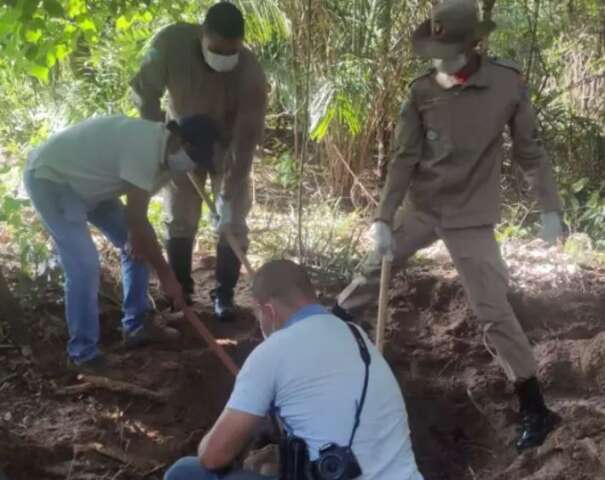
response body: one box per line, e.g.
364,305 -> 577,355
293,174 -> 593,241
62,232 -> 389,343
25,28 -> 42,43
572,177 -> 589,193
78,18 -> 96,32
26,62 -> 49,82
116,16 -> 130,30
45,49 -> 56,67
0,8 -> 21,37
43,0 -> 65,17
54,43 -> 68,60
67,0 -> 86,18
310,107 -> 336,141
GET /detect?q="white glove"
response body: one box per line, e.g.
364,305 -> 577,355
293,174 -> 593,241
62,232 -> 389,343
540,211 -> 564,245
213,195 -> 233,234
370,221 -> 394,259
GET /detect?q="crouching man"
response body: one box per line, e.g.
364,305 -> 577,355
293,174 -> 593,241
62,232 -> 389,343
24,114 -> 218,374
164,259 -> 423,480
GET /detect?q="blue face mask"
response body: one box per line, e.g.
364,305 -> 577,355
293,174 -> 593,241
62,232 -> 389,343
167,148 -> 196,172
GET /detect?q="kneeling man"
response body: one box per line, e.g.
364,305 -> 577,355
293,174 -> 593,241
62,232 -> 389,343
165,259 -> 423,480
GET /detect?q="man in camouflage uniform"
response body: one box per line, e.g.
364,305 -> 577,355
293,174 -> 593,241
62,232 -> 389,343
131,2 -> 267,320
333,0 -> 564,452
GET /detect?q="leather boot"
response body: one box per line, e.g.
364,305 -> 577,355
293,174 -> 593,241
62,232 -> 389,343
515,377 -> 561,452
166,237 -> 195,305
212,242 -> 242,321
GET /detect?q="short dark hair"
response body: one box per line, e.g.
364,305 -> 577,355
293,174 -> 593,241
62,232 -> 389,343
252,260 -> 317,304
204,2 -> 245,39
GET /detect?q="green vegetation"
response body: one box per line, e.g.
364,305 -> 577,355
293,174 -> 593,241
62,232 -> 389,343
0,0 -> 604,281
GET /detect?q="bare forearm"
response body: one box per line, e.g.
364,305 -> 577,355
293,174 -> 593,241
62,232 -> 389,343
128,220 -> 171,279
198,433 -> 231,471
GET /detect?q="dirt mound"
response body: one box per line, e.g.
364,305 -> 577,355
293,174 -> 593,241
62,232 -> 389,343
1,245 -> 605,479
380,245 -> 605,480
0,267 -> 260,480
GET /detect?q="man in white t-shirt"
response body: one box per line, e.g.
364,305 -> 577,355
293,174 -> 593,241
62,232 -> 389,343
24,114 -> 219,374
164,260 -> 423,480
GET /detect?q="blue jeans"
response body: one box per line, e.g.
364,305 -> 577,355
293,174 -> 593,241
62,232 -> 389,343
164,457 -> 275,480
24,170 -> 150,363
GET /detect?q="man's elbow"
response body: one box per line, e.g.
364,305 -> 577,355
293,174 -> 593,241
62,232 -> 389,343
199,448 -> 233,471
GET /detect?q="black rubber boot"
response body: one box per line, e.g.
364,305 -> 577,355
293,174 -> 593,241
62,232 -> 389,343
515,377 -> 561,452
166,237 -> 195,305
211,242 -> 242,321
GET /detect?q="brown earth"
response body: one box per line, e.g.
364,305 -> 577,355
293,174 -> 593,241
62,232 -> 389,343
1,251 -> 604,480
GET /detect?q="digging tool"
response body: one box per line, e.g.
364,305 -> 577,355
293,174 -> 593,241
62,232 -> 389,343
375,256 -> 393,352
182,305 -> 240,376
187,172 -> 255,276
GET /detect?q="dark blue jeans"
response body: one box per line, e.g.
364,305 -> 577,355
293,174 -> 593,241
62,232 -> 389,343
24,170 -> 150,363
164,457 -> 275,480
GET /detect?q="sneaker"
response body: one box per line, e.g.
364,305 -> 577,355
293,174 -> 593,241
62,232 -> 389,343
123,318 -> 180,348
67,354 -> 112,376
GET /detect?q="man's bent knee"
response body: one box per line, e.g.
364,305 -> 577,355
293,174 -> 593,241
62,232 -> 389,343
164,457 -> 216,480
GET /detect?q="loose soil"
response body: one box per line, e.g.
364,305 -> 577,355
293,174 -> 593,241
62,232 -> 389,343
1,247 -> 604,480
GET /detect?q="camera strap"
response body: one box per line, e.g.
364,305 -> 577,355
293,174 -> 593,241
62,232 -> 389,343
344,322 -> 371,448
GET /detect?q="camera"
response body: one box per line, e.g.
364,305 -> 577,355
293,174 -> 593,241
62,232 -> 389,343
313,443 -> 362,480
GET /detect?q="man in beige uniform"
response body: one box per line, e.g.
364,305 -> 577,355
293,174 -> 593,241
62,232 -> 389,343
333,0 -> 564,452
131,2 -> 267,320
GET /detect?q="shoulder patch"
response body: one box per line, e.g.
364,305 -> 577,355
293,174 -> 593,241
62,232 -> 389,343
488,57 -> 522,74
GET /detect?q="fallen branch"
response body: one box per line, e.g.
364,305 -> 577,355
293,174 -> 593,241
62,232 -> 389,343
74,442 -> 157,471
56,375 -> 166,402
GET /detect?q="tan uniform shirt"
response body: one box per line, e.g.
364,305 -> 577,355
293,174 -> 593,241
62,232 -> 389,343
377,56 -> 562,228
130,22 -> 267,199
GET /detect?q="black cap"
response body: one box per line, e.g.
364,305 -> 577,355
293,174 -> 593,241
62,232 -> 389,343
167,115 -> 219,167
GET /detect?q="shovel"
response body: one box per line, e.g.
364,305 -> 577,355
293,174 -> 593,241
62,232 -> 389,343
187,172 -> 255,276
182,305 -> 239,376
375,255 -> 393,352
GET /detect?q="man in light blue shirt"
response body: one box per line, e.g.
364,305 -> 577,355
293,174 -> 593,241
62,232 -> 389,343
164,259 -> 423,480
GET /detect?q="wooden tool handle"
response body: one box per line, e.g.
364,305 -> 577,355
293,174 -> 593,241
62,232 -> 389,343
375,256 -> 393,352
187,173 -> 255,276
183,306 -> 240,376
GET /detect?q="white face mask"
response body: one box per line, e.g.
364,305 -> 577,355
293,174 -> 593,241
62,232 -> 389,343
433,53 -> 468,75
167,148 -> 195,173
202,37 -> 240,72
